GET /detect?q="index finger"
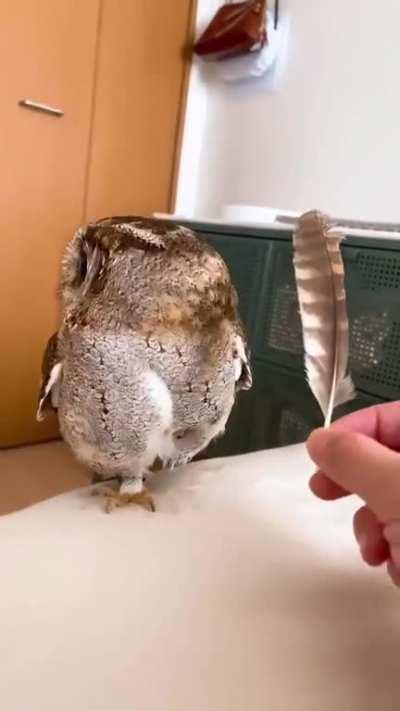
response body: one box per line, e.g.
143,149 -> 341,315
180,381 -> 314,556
327,401 -> 400,450
308,401 -> 400,501
307,429 -> 400,521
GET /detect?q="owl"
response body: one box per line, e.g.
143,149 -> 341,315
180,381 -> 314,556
37,216 -> 252,511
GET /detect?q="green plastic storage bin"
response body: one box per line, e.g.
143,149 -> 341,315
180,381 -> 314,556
177,220 -> 400,456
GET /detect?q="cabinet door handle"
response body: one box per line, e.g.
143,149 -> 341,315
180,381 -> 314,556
18,99 -> 64,117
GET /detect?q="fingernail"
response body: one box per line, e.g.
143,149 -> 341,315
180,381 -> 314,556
355,530 -> 368,547
356,532 -> 372,561
357,535 -> 370,560
355,531 -> 369,558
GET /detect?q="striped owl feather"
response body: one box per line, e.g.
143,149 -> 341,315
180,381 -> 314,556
293,210 -> 355,426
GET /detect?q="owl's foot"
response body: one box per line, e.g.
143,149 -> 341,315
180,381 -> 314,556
92,483 -> 155,513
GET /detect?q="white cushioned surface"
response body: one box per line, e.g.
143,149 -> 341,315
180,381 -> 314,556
0,444 -> 399,710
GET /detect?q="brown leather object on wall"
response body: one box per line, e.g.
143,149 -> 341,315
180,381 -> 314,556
193,0 -> 267,61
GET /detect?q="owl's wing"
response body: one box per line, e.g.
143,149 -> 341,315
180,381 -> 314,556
36,333 -> 63,421
233,334 -> 252,391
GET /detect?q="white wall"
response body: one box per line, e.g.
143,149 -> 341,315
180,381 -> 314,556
174,0 -> 220,216
176,0 -> 400,222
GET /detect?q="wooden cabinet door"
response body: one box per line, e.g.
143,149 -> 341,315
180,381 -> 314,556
0,1 -> 100,447
85,0 -> 194,220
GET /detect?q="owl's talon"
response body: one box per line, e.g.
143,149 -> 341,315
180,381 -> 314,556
91,484 -> 118,498
92,484 -> 155,513
148,498 -> 156,513
105,497 -> 116,514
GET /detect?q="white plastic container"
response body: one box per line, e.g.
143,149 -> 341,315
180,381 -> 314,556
220,204 -> 298,225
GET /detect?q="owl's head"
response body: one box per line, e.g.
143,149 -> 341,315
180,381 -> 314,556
59,216 -> 169,310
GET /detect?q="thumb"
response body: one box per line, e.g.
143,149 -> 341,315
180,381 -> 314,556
307,428 -> 400,522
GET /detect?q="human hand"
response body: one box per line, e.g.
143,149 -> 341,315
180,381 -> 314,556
307,401 -> 400,586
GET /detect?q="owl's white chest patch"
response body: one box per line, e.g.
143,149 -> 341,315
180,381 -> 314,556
144,369 -> 173,429
144,369 -> 175,463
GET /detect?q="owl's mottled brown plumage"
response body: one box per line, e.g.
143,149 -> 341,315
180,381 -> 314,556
38,216 -> 252,511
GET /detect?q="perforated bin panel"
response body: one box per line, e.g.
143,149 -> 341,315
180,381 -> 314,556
181,221 -> 400,456
254,241 -> 303,370
352,250 -> 400,290
343,245 -> 400,400
201,360 -> 385,457
253,240 -> 400,401
200,232 -> 268,344
248,362 -> 319,450
247,362 -> 385,452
